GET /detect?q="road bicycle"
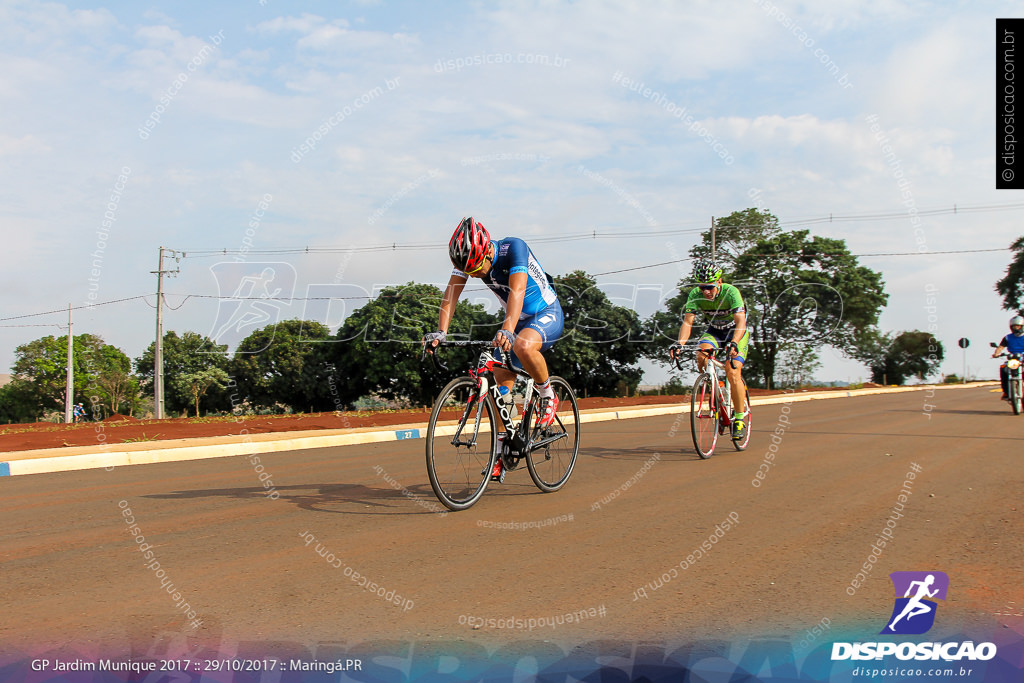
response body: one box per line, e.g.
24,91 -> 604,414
991,342 -> 1023,415
423,340 -> 580,511
675,345 -> 751,458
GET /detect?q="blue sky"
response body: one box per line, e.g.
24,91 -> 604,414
1,0 -> 1022,385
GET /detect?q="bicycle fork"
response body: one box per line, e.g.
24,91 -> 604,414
701,370 -> 731,430
450,377 -> 491,448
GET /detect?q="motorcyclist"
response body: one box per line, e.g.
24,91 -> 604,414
992,315 -> 1024,400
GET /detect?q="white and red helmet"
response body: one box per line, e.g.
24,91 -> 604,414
449,217 -> 491,272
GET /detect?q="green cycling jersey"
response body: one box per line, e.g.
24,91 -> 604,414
683,282 -> 745,329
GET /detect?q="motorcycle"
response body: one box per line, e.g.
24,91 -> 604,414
991,342 -> 1024,415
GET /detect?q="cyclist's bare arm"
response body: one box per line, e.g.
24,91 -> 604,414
729,310 -> 746,358
496,272 -> 528,351
671,312 -> 696,359
428,274 -> 466,351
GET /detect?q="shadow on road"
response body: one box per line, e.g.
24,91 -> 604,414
583,445 -> 705,462
892,408 -> 1013,416
780,428 -> 1024,440
144,482 -> 460,515
142,475 -> 558,515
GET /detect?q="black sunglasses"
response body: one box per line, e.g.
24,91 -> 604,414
698,284 -> 717,291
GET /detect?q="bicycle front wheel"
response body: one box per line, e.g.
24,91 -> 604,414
732,388 -> 752,451
1012,377 -> 1022,416
425,377 -> 496,511
691,374 -> 719,459
526,377 -> 580,492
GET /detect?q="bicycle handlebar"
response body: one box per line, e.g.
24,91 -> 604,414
421,340 -> 514,374
672,345 -> 739,371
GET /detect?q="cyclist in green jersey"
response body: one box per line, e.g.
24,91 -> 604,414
669,260 -> 750,440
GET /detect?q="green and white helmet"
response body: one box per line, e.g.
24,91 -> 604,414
692,260 -> 723,284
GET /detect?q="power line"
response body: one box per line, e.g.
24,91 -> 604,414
591,246 -> 1010,277
0,244 -> 1013,322
0,296 -> 150,323
178,201 -> 1024,258
127,244 -> 1020,298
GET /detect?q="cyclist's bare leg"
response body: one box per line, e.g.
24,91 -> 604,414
725,361 -> 747,413
492,367 -> 516,392
504,327 -> 549,385
696,343 -> 715,373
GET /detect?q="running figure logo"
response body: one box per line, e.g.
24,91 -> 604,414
881,571 -> 949,635
207,262 -> 296,350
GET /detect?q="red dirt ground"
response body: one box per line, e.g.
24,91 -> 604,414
0,386 -> 872,453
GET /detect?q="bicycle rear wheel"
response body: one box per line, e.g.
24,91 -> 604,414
425,377 -> 496,511
732,388 -> 752,451
526,376 -> 580,492
690,374 -> 718,459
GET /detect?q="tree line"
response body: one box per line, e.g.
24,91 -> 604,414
0,209 -> 951,423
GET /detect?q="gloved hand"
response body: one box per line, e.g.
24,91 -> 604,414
423,330 -> 446,352
494,329 -> 516,352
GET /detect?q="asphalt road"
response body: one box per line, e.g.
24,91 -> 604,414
2,385 -> 1022,664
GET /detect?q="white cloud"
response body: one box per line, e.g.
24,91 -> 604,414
0,133 -> 51,156
253,13 -> 339,35
0,1 -> 118,44
873,21 -> 982,124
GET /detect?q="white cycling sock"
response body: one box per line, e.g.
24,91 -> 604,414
537,379 -> 554,400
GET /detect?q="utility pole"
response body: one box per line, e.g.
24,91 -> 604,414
152,247 -> 181,419
64,303 -> 73,424
711,216 -> 716,262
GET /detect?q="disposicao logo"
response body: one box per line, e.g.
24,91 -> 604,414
831,571 -> 997,662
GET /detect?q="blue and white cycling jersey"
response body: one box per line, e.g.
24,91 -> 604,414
452,237 -> 558,319
1001,332 -> 1024,355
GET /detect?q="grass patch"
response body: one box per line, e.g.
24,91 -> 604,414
122,433 -> 161,443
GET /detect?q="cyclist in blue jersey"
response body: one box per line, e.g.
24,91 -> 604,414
992,315 -> 1024,400
424,217 -> 564,481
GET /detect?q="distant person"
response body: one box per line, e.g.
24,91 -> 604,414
992,315 -> 1024,400
72,402 -> 86,423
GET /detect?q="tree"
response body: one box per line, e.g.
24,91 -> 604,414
995,236 -> 1024,311
548,270 -> 644,396
232,320 -> 333,412
180,367 -> 231,417
646,221 -> 888,388
330,282 -> 500,407
9,333 -> 134,418
645,208 -> 783,377
775,344 -> 822,388
732,230 -> 887,387
889,331 -> 944,383
850,328 -> 944,385
848,327 -> 893,383
12,334 -> 94,411
136,331 -> 232,415
689,208 -> 782,273
0,379 -> 41,424
86,344 -> 137,417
